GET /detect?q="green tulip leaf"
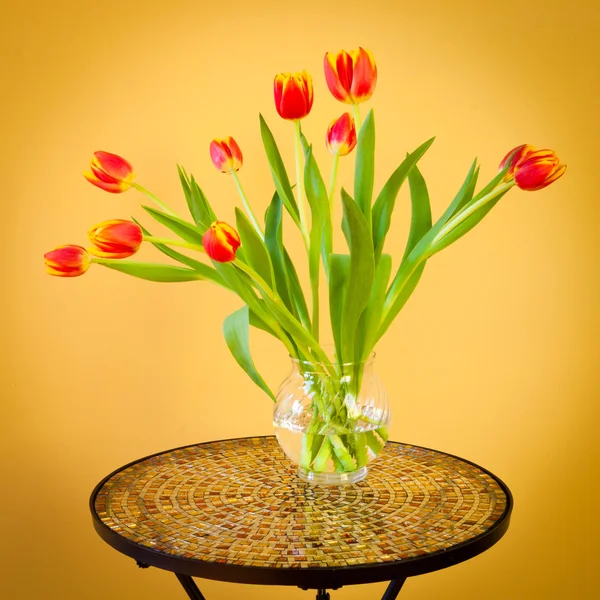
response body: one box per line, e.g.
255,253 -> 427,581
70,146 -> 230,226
177,166 -> 216,229
235,208 -> 274,288
259,114 -> 301,227
94,260 -> 206,282
329,254 -> 351,365
402,163 -> 433,260
284,249 -> 311,331
265,191 -> 294,313
354,109 -> 375,229
340,189 -> 375,363
372,137 -> 435,262
223,305 -> 276,401
142,205 -> 206,246
305,145 -> 333,277
356,253 -> 392,361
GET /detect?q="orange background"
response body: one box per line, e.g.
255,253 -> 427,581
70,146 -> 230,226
3,0 -> 599,598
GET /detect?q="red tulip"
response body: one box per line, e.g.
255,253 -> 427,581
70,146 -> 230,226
210,137 -> 243,173
326,113 -> 357,156
202,221 -> 241,263
83,151 -> 135,193
324,47 -> 377,105
498,144 -> 536,180
44,245 -> 90,277
88,219 -> 143,258
513,150 -> 566,191
274,71 -> 314,121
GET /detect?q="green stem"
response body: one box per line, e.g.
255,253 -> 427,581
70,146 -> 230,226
293,121 -> 310,251
231,171 -> 264,240
131,182 -> 177,216
430,181 -> 515,247
142,235 -> 205,253
352,104 -> 362,134
328,153 -> 340,220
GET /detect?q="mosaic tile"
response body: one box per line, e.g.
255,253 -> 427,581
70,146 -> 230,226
93,437 -> 508,569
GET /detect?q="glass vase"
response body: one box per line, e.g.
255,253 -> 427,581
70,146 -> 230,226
273,353 -> 391,485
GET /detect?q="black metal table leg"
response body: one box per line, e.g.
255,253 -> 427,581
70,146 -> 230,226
316,590 -> 330,599
381,578 -> 406,600
175,573 -> 208,600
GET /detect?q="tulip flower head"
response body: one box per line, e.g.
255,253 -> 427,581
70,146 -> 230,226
210,137 -> 243,173
44,245 -> 90,277
203,221 -> 241,263
513,149 -> 566,191
324,47 -> 377,105
274,71 -> 314,121
88,219 -> 143,258
326,113 -> 357,156
498,144 -> 536,181
84,151 -> 135,193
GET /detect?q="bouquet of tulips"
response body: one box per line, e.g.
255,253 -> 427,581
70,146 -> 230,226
45,47 -> 565,475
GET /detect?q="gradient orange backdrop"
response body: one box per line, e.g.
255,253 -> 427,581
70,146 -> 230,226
3,0 -> 599,598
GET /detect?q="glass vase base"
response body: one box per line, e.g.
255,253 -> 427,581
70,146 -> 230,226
298,466 -> 368,486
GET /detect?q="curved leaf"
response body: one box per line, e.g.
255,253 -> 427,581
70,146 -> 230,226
223,306 -> 275,401
142,206 -> 205,246
340,189 -> 375,363
235,208 -> 274,288
259,114 -> 300,226
95,260 -> 205,282
354,109 -> 375,230
372,137 -> 435,262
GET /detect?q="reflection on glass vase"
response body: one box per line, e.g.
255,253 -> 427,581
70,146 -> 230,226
273,353 -> 391,485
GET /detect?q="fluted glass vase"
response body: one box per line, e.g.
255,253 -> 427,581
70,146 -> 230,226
273,354 -> 391,485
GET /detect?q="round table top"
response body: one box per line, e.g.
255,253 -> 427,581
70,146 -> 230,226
91,436 -> 512,588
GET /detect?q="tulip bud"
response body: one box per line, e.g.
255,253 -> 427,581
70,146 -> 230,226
44,245 -> 90,277
88,219 -> 143,258
202,221 -> 241,263
326,113 -> 357,156
274,71 -> 314,121
513,150 -> 566,191
324,47 -> 377,105
210,137 -> 243,173
83,151 -> 135,193
498,144 -> 536,180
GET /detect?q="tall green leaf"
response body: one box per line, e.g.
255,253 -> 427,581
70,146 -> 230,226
402,163 -> 433,260
235,208 -> 274,288
340,189 -> 375,363
305,146 -> 333,277
95,260 -> 206,282
223,306 -> 276,401
372,137 -> 435,262
356,254 -> 392,361
329,254 -> 350,365
259,114 -> 300,226
265,192 -> 293,312
142,206 -> 205,246
177,166 -> 216,228
283,250 -> 311,331
353,109 -> 375,230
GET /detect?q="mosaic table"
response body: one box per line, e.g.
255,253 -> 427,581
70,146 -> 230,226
90,436 -> 512,599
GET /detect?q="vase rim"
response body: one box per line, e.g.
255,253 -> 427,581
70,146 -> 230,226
289,350 -> 376,368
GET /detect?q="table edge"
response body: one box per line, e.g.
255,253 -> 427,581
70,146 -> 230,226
89,435 -> 513,588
